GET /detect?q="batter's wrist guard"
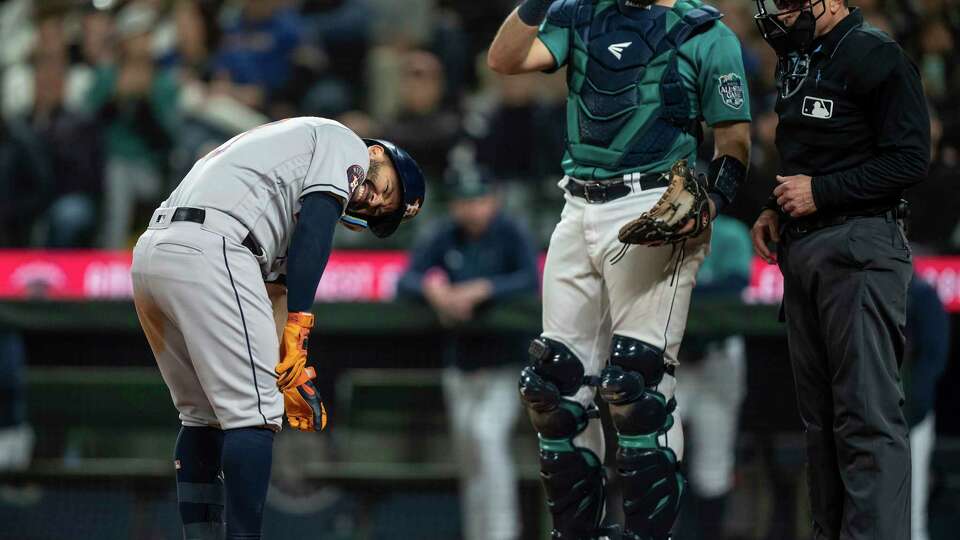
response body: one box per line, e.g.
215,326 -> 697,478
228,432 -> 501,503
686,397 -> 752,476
707,155 -> 747,216
276,312 -> 314,392
283,366 -> 328,432
517,0 -> 553,26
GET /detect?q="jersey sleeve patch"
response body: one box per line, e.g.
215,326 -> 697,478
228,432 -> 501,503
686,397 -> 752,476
347,164 -> 365,194
717,73 -> 744,110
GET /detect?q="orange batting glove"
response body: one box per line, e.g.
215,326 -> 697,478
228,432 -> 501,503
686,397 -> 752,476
283,366 -> 328,432
276,312 -> 314,391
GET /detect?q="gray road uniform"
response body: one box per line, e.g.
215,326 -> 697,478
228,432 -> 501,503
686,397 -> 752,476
132,117 -> 368,430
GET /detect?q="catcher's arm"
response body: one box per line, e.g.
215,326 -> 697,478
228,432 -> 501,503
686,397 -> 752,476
487,2 -> 556,74
707,121 -> 751,215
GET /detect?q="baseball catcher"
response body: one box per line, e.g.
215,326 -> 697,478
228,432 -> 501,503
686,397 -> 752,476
489,0 -> 752,537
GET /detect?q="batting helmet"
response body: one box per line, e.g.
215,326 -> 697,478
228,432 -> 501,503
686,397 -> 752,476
354,138 -> 426,238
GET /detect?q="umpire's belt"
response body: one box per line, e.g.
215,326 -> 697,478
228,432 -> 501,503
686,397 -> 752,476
784,205 -> 905,239
564,172 -> 669,204
148,206 -> 263,256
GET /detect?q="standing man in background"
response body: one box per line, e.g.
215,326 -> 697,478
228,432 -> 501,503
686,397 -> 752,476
904,275 -> 950,540
488,0 -> 752,537
674,215 -> 752,540
398,166 -> 539,540
751,0 -> 930,538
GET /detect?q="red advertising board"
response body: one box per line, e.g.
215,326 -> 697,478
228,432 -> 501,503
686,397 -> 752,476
0,250 -> 958,311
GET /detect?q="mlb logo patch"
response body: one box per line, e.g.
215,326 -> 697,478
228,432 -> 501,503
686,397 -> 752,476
802,96 -> 834,119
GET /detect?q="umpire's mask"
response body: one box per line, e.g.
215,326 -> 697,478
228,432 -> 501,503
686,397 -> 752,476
754,0 -> 825,56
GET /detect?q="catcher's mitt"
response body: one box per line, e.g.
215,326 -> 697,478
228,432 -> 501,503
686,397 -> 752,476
618,159 -> 711,246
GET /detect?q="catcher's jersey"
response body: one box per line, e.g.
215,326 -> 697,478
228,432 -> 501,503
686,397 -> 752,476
538,0 -> 752,180
164,117 -> 368,276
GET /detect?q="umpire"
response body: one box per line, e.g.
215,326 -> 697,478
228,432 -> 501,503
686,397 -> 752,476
749,1 -> 930,539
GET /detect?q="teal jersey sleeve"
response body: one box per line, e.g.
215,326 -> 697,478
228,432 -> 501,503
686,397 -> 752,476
537,15 -> 570,72
696,25 -> 752,126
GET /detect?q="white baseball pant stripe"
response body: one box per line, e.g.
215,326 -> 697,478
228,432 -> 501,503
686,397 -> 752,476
132,208 -> 283,430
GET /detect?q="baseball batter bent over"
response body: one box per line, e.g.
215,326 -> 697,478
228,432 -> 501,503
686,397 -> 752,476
489,1 -> 751,538
131,117 -> 425,539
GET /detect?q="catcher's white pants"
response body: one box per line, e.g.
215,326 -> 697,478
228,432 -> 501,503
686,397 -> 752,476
675,336 -> 747,498
443,366 -> 521,540
132,209 -> 284,431
542,179 -> 711,460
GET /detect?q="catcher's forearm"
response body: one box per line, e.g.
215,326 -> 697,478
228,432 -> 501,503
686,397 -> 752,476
709,121 -> 751,212
487,8 -> 543,74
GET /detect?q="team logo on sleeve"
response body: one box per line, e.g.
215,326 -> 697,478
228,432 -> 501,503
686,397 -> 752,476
402,198 -> 423,221
347,165 -> 365,192
718,73 -> 744,110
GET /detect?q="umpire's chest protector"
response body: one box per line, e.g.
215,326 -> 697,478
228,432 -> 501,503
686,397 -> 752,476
559,0 -> 722,169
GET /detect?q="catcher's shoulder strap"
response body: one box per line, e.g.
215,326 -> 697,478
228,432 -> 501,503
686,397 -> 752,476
545,0 -> 585,28
616,2 -> 722,168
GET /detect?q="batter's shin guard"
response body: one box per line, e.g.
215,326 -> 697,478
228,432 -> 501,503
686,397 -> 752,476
600,336 -> 684,540
520,338 -> 605,539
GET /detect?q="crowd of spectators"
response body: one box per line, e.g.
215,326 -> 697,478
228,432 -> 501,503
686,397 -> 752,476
0,0 -> 956,251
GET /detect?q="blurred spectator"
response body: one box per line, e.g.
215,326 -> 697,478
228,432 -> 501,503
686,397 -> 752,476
907,106 -> 960,252
211,0 -> 303,113
675,215 -> 753,540
2,11 -> 95,119
11,48 -> 104,247
904,273 -> 951,540
397,165 -> 538,540
85,3 -> 179,249
467,70 -> 565,183
299,0 -> 371,99
378,50 -> 461,179
0,114 -> 52,247
367,0 -> 434,48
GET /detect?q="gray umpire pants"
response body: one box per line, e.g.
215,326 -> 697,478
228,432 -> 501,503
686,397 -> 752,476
779,215 -> 912,540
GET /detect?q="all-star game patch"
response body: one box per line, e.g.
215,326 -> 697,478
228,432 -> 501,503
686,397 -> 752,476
347,164 -> 365,193
718,73 -> 744,110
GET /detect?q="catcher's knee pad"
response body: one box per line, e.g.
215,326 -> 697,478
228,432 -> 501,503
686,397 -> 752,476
599,335 -> 683,540
520,337 -> 605,539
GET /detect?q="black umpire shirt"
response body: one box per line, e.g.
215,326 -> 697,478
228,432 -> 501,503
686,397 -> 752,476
774,8 -> 930,217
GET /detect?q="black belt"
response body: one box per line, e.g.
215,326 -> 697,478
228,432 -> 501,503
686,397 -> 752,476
785,206 -> 903,238
171,207 -> 262,255
564,173 -> 669,204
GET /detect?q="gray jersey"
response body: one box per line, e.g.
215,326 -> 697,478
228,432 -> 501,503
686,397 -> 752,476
164,117 -> 369,277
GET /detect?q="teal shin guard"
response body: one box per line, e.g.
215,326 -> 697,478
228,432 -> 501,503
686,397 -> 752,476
536,406 -> 606,539
600,337 -> 685,540
521,338 -> 606,539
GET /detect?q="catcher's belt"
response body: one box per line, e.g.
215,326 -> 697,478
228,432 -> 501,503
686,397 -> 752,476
564,172 -> 670,204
